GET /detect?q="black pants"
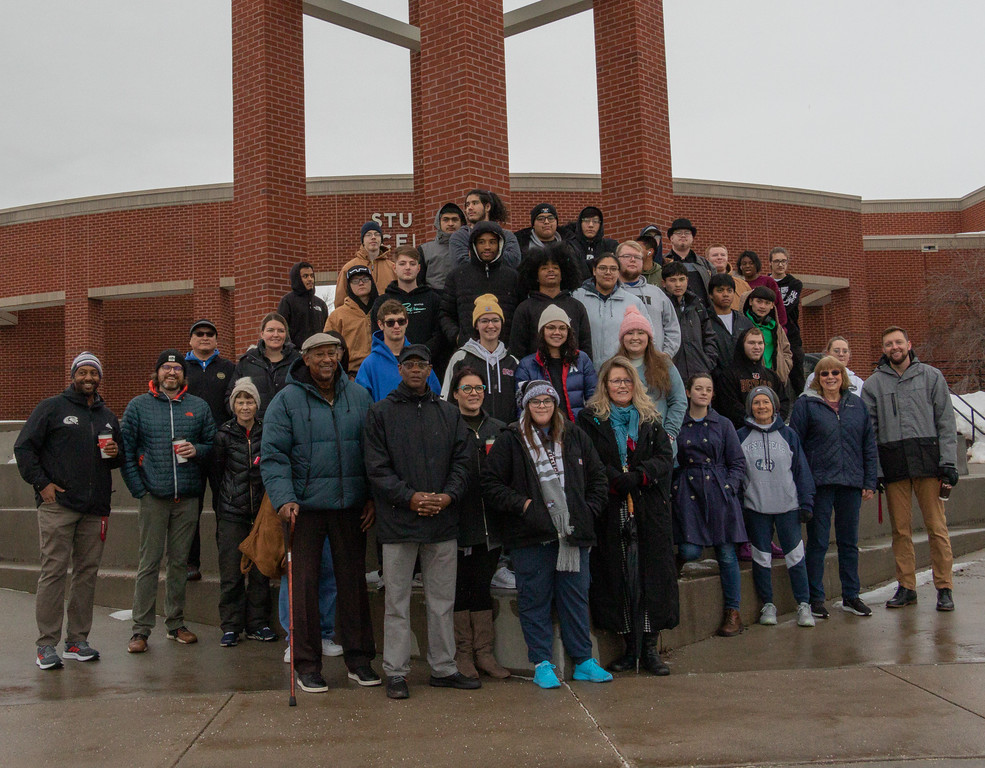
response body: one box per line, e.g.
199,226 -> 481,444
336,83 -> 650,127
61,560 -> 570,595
789,342 -> 806,397
288,508 -> 376,676
454,543 -> 501,612
216,518 -> 272,633
188,471 -> 220,570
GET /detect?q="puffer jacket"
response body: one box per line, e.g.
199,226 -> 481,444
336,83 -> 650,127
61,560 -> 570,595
228,341 -> 300,418
789,389 -> 878,490
571,279 -> 648,363
515,350 -> 597,421
213,418 -> 265,523
260,358 -> 373,511
859,352 -> 957,483
120,383 -> 216,500
277,261 -> 329,349
480,421 -> 608,550
458,413 -> 507,547
355,330 -> 440,402
364,383 -> 470,544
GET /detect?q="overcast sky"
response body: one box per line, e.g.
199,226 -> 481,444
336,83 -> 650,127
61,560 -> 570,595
1,1 -> 983,211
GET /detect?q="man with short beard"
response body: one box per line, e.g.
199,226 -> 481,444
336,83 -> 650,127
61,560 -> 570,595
121,350 -> 217,653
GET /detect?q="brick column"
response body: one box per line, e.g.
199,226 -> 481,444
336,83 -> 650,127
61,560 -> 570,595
594,0 -> 674,241
412,0 -> 511,224
63,295 -> 104,371
231,0 -> 307,351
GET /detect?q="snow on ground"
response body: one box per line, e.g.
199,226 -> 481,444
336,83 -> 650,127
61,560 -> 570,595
951,391 -> 985,463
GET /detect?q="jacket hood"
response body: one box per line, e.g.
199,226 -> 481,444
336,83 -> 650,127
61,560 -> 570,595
369,329 -> 408,361
572,206 -> 605,244
744,412 -> 785,433
875,350 -> 919,372
384,279 -> 430,297
578,278 -> 626,300
289,261 -> 315,296
434,203 -> 466,231
61,384 -> 107,408
469,221 -> 505,266
732,326 -> 768,369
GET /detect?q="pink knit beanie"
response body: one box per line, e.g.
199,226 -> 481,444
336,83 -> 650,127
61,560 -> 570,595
619,305 -> 653,339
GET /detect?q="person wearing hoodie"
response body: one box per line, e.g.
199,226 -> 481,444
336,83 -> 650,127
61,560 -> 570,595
442,294 -> 519,424
713,327 -> 789,430
334,221 -> 397,308
357,300 -> 440,402
418,203 -> 465,293
637,225 -> 666,286
804,336 -> 865,393
325,265 -> 378,376
737,386 -> 816,629
742,286 -> 793,385
440,221 -> 521,348
449,189 -> 522,268
572,253 -> 648,364
561,206 -> 619,281
661,260 -> 718,385
228,312 -> 301,418
707,273 -> 754,371
514,203 -> 564,259
510,242 -> 592,361
277,262 -> 329,349
735,250 -> 788,330
617,239 -> 681,357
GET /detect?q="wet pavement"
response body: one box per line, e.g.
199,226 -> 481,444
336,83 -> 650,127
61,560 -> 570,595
3,552 -> 985,767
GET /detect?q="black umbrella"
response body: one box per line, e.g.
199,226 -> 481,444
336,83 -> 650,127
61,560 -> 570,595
621,479 -> 644,670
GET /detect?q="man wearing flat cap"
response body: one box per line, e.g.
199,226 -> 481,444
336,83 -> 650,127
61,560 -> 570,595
667,217 -> 713,305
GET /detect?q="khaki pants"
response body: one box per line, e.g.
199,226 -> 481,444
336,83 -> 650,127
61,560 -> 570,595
36,503 -> 106,647
885,477 -> 953,590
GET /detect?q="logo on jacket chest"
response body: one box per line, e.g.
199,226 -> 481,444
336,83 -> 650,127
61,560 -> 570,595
63,415 -> 79,426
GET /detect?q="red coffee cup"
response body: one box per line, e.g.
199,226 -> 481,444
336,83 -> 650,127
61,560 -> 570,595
173,439 -> 189,464
98,433 -> 113,459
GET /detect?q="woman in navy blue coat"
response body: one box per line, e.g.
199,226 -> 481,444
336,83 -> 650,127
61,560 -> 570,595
789,355 -> 878,619
672,372 -> 747,637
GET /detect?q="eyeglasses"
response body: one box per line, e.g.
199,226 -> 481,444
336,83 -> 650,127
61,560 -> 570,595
193,330 -> 216,337
476,317 -> 501,326
401,360 -> 430,370
383,317 -> 408,327
595,265 -> 619,274
581,217 -> 601,226
160,364 -> 183,373
457,384 -> 486,394
350,276 -> 372,285
534,215 -> 557,224
818,370 -> 842,378
608,378 -> 633,387
528,398 -> 555,408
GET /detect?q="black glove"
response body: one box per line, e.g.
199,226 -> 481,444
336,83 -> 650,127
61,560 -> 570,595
799,508 -> 813,524
939,466 -> 959,487
611,471 -> 643,496
605,465 -> 623,482
876,478 -> 886,493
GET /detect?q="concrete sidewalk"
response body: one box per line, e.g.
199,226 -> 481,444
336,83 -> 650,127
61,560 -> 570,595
3,554 -> 985,768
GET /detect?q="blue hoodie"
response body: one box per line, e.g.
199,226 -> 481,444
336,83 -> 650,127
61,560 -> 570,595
356,330 -> 440,402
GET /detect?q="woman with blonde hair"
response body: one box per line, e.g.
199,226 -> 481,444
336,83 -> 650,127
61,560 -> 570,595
576,357 -> 677,675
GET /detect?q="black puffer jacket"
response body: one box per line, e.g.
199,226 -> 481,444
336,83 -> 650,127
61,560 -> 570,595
458,413 -> 507,547
277,261 -> 329,349
480,421 -> 607,550
228,341 -> 300,418
213,418 -> 264,523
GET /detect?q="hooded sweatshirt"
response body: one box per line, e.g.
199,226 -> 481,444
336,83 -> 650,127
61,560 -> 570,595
334,245 -> 395,308
742,292 -> 793,384
619,276 -> 682,357
355,330 -> 440,402
324,267 -> 379,375
712,327 -> 789,429
571,278 -> 648,364
419,203 -> 466,292
561,207 -> 619,282
442,339 -> 519,423
369,280 -> 443,358
277,262 -> 329,349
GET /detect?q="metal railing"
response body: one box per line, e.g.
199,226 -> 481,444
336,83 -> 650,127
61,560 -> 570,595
950,389 -> 985,442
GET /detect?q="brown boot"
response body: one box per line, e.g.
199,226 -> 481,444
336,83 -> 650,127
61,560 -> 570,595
454,611 -> 478,678
471,610 -> 510,679
716,608 -> 744,637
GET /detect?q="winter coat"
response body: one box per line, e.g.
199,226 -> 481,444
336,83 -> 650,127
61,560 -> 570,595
713,329 -> 790,429
356,330 -> 440,402
334,245 -> 396,309
671,408 -> 746,546
260,358 -> 372,512
480,421 -> 608,550
369,281 -> 444,360
184,351 -> 236,424
458,413 -> 507,547
709,310 -> 754,373
776,274 -> 803,345
805,368 -> 865,395
228,341 -> 300,418
571,280 -> 648,364
364,383 -> 471,544
119,383 -> 216,500
14,386 -> 122,515
508,291 -> 593,362
737,416 -> 815,516
324,297 -> 373,376
515,350 -> 598,421
789,389 -> 878,491
576,410 -> 679,634
514,227 -> 563,259
561,210 -> 619,282
278,262 -> 329,349
742,293 -> 793,384
213,418 -> 265,524
670,250 -> 713,304
619,277 -> 682,357
668,289 -> 718,384
449,224 -> 522,269
441,341 -> 519,424
859,352 -> 957,483
419,205 -> 463,292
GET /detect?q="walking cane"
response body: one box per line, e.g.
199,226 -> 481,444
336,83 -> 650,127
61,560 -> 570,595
877,489 -> 883,525
286,518 -> 297,707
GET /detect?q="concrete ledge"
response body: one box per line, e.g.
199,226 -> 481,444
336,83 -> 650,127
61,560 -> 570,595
864,233 -> 985,251
862,183 -> 985,214
510,173 -> 602,194
88,280 -> 195,301
0,291 -> 66,312
307,175 -> 414,196
799,274 -> 850,291
504,0 -> 593,37
303,0 -> 420,51
673,178 -> 862,213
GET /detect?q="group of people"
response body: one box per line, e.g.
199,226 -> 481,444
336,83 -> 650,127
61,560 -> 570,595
15,195 -> 961,700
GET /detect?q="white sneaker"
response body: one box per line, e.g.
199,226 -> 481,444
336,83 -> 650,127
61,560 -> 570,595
283,644 -> 291,663
322,638 -> 343,657
759,603 -> 777,626
490,565 -> 516,590
797,602 -> 816,627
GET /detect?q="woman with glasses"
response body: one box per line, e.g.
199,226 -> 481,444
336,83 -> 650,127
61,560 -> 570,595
481,380 -> 609,688
447,367 -> 510,679
803,336 -> 866,394
515,306 -> 597,421
790,356 -> 878,619
228,311 -> 300,418
572,253 -> 648,364
576,357 -> 677,675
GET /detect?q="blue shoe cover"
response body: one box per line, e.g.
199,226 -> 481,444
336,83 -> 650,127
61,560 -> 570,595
572,658 -> 612,683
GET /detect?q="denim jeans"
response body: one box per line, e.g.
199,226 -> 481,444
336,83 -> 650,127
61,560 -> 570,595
679,541 -> 740,610
806,485 -> 861,602
745,509 -> 809,605
280,536 -> 337,641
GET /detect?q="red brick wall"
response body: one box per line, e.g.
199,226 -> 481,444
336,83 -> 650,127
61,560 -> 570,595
862,210 -> 962,236
962,198 -> 985,233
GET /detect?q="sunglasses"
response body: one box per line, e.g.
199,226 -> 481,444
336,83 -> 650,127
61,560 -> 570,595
818,370 -> 842,378
383,317 -> 408,327
401,360 -> 430,370
193,330 -> 215,337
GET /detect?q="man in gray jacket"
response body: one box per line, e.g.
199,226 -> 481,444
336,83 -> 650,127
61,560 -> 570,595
860,326 -> 958,612
419,203 -> 465,293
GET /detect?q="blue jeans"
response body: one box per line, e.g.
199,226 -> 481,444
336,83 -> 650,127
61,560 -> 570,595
745,509 -> 808,605
806,485 -> 861,602
280,536 -> 337,641
511,542 -> 592,665
679,542 -> 740,610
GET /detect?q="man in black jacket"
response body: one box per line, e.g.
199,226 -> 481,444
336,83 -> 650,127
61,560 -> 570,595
712,327 -> 789,429
707,273 -> 754,371
364,344 -> 476,699
14,352 -> 122,670
662,260 -> 718,384
277,261 -> 329,349
666,218 -> 713,305
515,203 -> 564,259
562,206 -> 618,282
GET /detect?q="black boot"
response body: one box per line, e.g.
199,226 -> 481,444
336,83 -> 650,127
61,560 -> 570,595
606,632 -> 637,673
640,633 -> 670,676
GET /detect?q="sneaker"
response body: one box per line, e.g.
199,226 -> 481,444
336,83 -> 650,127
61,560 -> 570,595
321,638 -> 344,656
386,675 -> 410,699
246,626 -> 278,642
283,644 -> 291,663
348,665 -> 383,686
771,542 -> 785,559
797,602 -> 816,627
810,601 -> 829,619
166,626 -> 198,644
36,645 -> 63,670
936,588 -> 955,612
759,603 -> 777,626
737,542 -> 752,562
430,671 -> 481,689
186,567 -> 202,582
490,565 -> 517,590
63,640 -> 100,662
220,631 -> 239,647
842,596 -> 873,617
296,672 -> 328,693
127,633 -> 148,653
571,658 -> 613,683
885,585 -> 918,609
532,660 -> 561,689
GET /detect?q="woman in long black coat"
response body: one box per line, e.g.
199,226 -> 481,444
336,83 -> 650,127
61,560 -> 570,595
576,355 -> 677,676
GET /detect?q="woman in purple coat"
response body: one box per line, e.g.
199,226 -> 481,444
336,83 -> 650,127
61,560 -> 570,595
672,373 -> 747,637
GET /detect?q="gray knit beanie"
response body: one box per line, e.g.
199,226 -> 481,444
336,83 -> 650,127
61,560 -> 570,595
228,377 -> 261,413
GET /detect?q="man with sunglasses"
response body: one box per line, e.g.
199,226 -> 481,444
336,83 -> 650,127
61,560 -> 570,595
357,300 -> 440,402
184,319 -> 235,581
